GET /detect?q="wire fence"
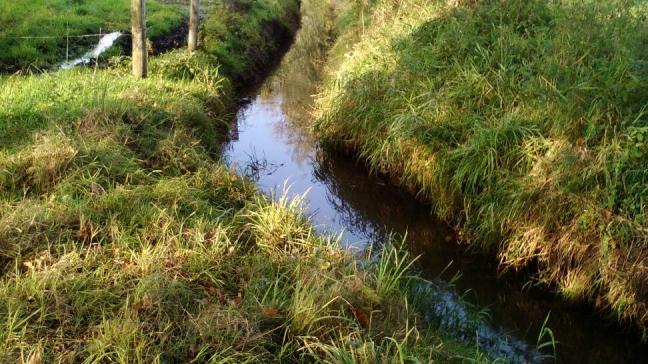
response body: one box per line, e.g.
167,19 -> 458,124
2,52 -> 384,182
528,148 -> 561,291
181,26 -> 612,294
1,33 -> 123,40
0,28 -> 133,72
0,0 -> 211,70
1,0 -> 219,43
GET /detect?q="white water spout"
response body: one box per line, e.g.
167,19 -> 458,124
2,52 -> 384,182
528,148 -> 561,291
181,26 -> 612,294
61,32 -> 123,70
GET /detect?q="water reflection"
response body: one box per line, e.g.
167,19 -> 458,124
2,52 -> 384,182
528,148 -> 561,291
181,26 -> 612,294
221,9 -> 648,363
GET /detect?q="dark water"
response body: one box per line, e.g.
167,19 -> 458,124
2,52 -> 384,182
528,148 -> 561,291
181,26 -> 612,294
222,19 -> 648,364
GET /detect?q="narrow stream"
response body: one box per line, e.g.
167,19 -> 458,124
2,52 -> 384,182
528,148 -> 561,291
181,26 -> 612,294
222,19 -> 648,364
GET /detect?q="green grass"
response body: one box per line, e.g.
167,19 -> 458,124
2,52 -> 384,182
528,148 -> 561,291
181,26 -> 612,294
315,0 -> 648,335
0,0 -> 185,72
202,0 -> 299,83
0,0 -> 511,362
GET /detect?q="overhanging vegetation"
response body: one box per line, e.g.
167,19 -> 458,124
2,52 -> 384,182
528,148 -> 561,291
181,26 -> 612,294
315,0 -> 648,334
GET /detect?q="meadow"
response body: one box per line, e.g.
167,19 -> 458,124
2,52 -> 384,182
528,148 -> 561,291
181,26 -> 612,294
315,0 -> 648,334
0,0 -> 184,72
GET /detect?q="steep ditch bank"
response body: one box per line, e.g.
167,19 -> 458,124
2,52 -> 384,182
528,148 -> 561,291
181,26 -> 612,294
314,146 -> 648,363
223,0 -> 547,362
222,0 -> 648,360
314,0 -> 648,340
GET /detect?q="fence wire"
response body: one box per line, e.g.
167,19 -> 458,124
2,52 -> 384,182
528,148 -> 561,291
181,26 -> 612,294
2,33 -> 123,40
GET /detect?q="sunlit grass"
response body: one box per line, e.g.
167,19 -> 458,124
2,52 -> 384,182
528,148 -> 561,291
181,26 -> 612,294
0,0 -> 185,72
315,0 -> 648,333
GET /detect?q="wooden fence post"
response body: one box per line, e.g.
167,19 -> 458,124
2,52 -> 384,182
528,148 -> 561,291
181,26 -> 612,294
188,0 -> 200,52
131,0 -> 147,78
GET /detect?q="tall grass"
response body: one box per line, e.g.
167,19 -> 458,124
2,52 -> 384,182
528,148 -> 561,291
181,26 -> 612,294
315,0 -> 648,335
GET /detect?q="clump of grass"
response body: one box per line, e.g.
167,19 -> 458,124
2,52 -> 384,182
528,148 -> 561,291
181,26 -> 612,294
0,172 -> 493,362
315,0 -> 648,334
0,132 -> 77,194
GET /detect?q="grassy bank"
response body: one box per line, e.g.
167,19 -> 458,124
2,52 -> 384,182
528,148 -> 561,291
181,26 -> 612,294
202,0 -> 300,83
0,0 -> 515,362
315,0 -> 648,334
0,0 -> 185,72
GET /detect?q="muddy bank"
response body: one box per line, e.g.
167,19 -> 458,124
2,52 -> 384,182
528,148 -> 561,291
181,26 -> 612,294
116,20 -> 190,57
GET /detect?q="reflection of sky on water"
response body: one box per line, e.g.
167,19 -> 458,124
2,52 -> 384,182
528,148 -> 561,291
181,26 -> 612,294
221,19 -> 648,364
223,36 -> 387,247
223,84 -> 380,248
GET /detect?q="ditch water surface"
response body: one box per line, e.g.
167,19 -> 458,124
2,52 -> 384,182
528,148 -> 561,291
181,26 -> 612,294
222,20 -> 648,364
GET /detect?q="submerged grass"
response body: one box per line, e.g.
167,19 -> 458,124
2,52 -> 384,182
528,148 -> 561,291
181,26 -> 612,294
0,0 -> 512,362
315,0 -> 648,335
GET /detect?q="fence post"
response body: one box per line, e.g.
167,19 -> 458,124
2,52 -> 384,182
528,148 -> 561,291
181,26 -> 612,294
131,0 -> 147,78
188,0 -> 200,52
